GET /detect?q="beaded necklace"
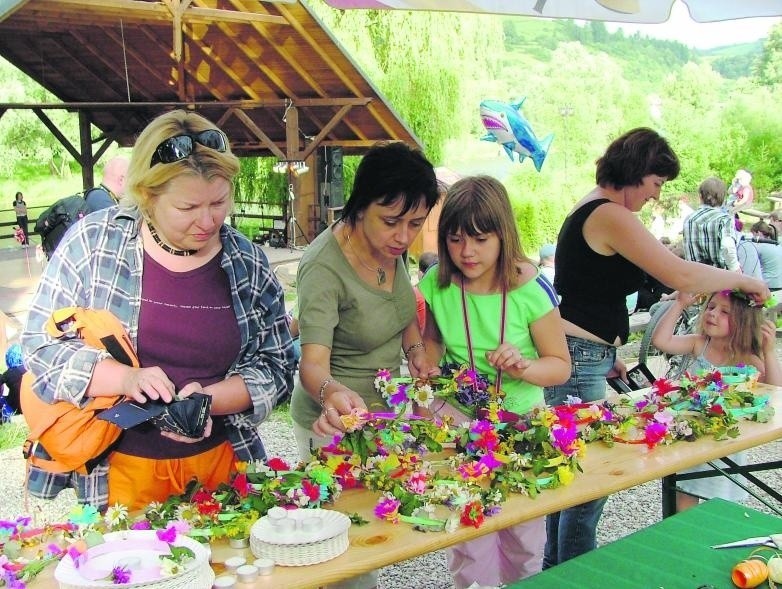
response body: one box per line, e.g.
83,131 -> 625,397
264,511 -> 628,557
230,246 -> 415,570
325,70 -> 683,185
147,221 -> 197,256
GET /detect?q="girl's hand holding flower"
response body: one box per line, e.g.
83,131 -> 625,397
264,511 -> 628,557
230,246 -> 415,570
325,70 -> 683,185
486,344 -> 532,379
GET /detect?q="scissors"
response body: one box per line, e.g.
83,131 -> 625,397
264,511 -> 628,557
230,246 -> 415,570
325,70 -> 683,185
711,534 -> 782,550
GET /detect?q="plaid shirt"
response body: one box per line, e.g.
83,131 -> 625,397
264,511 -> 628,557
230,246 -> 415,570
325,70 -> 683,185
21,206 -> 294,509
682,205 -> 739,271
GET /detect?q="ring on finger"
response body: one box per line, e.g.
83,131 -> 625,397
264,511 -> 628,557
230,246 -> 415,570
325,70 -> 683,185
324,407 -> 338,413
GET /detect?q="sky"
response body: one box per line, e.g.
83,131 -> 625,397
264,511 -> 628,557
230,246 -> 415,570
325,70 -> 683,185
604,2 -> 780,50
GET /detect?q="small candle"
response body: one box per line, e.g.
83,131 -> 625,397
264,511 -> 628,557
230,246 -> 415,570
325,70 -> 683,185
213,575 -> 237,589
266,506 -> 287,522
254,558 -> 275,576
236,564 -> 259,583
300,516 -> 322,533
115,556 -> 142,570
272,518 -> 296,534
224,556 -> 247,572
228,537 -> 249,549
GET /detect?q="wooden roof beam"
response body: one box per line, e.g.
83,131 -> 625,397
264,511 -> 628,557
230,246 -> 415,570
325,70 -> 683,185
274,2 -> 392,141
38,0 -> 289,26
0,98 -> 371,110
229,107 -> 286,160
89,27 -> 163,101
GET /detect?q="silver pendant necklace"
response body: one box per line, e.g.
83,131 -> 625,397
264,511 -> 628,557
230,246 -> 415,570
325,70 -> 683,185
346,231 -> 387,285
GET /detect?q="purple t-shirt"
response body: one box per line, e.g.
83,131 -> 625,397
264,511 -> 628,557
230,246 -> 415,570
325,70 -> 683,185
117,251 -> 240,459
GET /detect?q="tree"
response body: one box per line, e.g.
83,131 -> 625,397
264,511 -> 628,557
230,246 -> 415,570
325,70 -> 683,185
309,0 -> 501,163
0,58 -> 80,179
754,22 -> 782,86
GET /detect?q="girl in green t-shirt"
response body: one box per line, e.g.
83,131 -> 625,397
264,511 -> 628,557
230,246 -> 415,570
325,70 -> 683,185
418,175 -> 570,589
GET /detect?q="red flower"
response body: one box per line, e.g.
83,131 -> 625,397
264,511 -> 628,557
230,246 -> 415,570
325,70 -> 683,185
334,462 -> 360,489
652,378 -> 679,395
709,403 -> 726,415
266,457 -> 290,471
196,500 -> 221,517
192,488 -> 213,504
460,501 -> 485,528
231,473 -> 253,498
301,479 -> 322,503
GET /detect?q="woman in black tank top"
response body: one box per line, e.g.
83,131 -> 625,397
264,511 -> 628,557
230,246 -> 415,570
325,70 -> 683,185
542,128 -> 771,569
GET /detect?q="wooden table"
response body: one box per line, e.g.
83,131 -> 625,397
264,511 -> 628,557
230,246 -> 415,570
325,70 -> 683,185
32,386 -> 782,589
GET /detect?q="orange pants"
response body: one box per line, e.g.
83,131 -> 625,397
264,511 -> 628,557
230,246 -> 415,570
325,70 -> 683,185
108,442 -> 235,510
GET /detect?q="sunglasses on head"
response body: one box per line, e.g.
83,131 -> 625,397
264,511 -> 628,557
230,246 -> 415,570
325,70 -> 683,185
150,129 -> 228,166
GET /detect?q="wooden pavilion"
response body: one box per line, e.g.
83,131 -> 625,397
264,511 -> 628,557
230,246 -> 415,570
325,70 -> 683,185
0,0 -> 421,244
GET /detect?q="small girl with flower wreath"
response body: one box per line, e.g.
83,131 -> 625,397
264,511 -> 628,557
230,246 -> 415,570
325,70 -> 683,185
417,175 -> 571,588
651,288 -> 782,511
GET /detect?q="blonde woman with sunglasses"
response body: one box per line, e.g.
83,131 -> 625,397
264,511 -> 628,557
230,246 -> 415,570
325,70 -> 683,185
22,110 -> 294,511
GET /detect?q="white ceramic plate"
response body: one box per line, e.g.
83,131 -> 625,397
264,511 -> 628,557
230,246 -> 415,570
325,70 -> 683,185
250,508 -> 351,545
54,530 -> 209,588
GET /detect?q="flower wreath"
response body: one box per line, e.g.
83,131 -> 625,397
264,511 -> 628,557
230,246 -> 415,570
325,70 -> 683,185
573,367 -> 773,449
374,363 -> 498,418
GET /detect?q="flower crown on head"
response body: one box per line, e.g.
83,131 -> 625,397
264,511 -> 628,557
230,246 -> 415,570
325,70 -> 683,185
717,289 -> 777,309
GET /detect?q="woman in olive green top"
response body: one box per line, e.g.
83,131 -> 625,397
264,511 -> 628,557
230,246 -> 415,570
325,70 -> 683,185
290,142 -> 440,460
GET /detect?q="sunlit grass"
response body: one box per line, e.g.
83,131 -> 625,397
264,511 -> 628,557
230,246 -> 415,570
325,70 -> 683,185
0,419 -> 28,452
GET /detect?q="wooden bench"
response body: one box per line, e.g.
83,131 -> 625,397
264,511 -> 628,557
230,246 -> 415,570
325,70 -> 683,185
768,195 -> 782,210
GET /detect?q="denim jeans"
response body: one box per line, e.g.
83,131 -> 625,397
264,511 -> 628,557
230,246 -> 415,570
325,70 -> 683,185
542,335 -> 616,569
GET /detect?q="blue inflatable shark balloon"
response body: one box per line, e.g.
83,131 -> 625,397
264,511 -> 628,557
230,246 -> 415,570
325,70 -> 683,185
480,99 -> 553,172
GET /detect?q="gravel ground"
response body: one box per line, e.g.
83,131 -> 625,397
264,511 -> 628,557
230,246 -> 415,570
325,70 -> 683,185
0,342 -> 779,588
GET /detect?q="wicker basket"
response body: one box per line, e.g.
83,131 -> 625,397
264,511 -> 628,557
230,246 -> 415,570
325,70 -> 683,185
55,531 -> 214,589
250,508 -> 351,566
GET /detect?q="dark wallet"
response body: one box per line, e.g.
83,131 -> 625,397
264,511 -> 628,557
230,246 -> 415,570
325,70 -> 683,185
97,393 -> 211,438
606,363 -> 657,394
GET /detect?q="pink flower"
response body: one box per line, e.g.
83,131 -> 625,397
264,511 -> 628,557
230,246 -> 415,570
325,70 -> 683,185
405,471 -> 429,495
389,384 -> 410,406
301,479 -> 322,504
374,496 -> 401,524
550,423 -> 579,456
131,520 -> 152,530
644,422 -> 668,448
457,460 -> 490,481
156,525 -> 177,543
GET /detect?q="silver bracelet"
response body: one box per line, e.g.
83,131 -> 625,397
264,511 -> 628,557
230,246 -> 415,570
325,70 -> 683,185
318,378 -> 336,408
404,341 -> 425,359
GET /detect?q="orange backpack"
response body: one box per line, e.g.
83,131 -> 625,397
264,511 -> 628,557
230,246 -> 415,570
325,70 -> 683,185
21,307 -> 139,474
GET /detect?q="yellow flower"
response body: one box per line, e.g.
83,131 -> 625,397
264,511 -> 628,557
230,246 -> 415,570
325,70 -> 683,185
540,409 -> 556,428
557,465 -> 575,486
235,461 -> 248,473
575,438 -> 587,458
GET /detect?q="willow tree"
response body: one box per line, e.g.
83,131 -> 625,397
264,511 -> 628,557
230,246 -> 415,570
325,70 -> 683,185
309,0 -> 502,164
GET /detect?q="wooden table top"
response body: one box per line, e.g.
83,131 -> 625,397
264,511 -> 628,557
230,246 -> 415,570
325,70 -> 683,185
32,385 -> 782,589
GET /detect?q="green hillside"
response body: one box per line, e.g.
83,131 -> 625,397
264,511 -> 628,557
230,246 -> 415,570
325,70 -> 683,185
700,41 -> 764,79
